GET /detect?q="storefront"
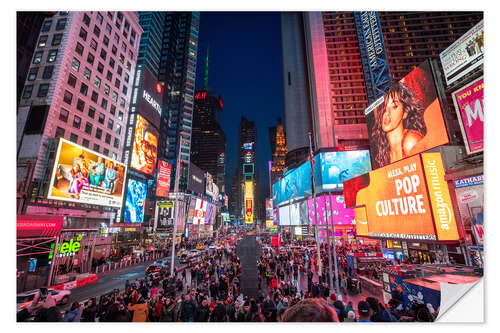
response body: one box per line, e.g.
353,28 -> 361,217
407,242 -> 433,264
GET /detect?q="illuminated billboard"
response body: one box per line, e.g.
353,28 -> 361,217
187,163 -> 205,195
155,201 -> 174,229
318,150 -> 372,192
124,179 -> 147,223
205,203 -> 216,225
451,76 -> 484,155
364,60 -> 449,170
308,194 -> 355,226
156,160 -> 172,197
205,172 -> 219,201
48,138 -> 127,207
130,114 -> 158,176
272,159 -> 312,206
187,199 -> 197,224
192,198 -> 207,225
344,153 -> 460,241
245,181 -> 253,224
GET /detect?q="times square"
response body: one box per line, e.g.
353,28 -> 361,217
15,9 -> 484,323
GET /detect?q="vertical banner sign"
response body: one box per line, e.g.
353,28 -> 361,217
245,181 -> 253,224
451,77 -> 484,154
354,11 -> 392,104
156,160 -> 172,197
421,153 -> 460,241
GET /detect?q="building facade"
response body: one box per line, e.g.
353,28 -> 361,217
269,117 -> 287,186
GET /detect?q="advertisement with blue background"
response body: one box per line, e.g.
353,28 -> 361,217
124,179 -> 147,223
272,160 -> 312,206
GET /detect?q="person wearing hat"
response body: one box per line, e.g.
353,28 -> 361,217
357,301 -> 373,322
344,310 -> 356,322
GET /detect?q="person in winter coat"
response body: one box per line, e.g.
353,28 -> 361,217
180,294 -> 197,322
81,298 -> 97,322
160,297 -> 177,322
195,299 -> 210,322
128,297 -> 149,322
63,301 -> 83,322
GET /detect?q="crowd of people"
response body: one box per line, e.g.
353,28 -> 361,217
18,233 -> 438,322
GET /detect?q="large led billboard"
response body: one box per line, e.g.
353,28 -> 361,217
344,153 -> 460,241
124,179 -> 147,223
187,163 -> 205,195
187,198 -> 197,224
130,114 -> 158,176
245,181 -> 254,224
156,160 -> 172,197
278,206 -> 290,226
155,201 -> 175,229
192,198 -> 207,225
307,194 -> 355,226
48,138 -> 127,207
451,76 -> 484,155
205,203 -> 216,225
205,172 -> 219,201
272,160 -> 312,206
364,60 -> 449,170
318,150 -> 372,192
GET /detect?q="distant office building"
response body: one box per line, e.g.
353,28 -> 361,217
281,11 -> 483,167
269,117 -> 287,185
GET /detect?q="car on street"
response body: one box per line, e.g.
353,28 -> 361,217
145,264 -> 163,275
17,288 -> 71,312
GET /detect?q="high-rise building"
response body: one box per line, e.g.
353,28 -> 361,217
269,117 -> 287,186
281,11 -> 483,167
17,11 -> 142,211
190,51 -> 226,192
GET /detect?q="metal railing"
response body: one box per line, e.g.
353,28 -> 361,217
93,251 -> 167,275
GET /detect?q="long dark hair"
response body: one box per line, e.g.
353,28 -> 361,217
372,81 -> 427,168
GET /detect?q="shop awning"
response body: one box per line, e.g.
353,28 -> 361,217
17,214 -> 64,238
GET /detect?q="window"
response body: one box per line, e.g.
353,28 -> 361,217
101,98 -> 107,110
52,34 -> 63,46
122,86 -> 127,95
96,128 -> 102,139
124,72 -> 129,83
83,13 -> 91,26
128,50 -> 133,61
93,25 -> 101,38
115,124 -> 121,134
55,126 -> 65,138
33,51 -> 43,64
97,62 -> 104,74
22,85 -> 33,99
94,76 -> 101,88
90,38 -> 98,51
83,67 -> 91,80
63,90 -> 73,105
119,97 -> 125,107
73,115 -> 81,129
105,23 -> 112,35
114,78 -> 120,89
38,35 -> 48,48
118,111 -> 123,121
82,138 -> 89,148
104,84 -> 110,95
93,143 -> 100,152
109,57 -> 115,68
27,67 -> 38,81
55,18 -> 67,30
71,58 -> 80,71
79,27 -> 88,41
111,45 -> 117,55
75,42 -> 84,56
121,42 -> 127,52
106,70 -> 112,81
98,113 -> 105,124
110,105 -> 116,115
67,74 -> 77,88
47,49 -> 58,62
119,53 -> 125,64
107,119 -> 113,130
80,82 -> 88,96
113,137 -> 119,148
126,61 -> 131,71
88,106 -> 96,118
112,152 -> 117,160
59,108 -> 69,122
70,133 -> 78,143
112,91 -> 118,102
87,53 -> 95,65
99,50 -> 107,62
37,84 -> 49,97
105,133 -> 111,144
85,122 -> 93,134
91,91 -> 99,103
76,98 -> 85,112
103,148 -> 109,156
96,12 -> 103,25
42,66 -> 54,79
41,20 -> 52,32
103,35 -> 109,47
117,66 -> 122,76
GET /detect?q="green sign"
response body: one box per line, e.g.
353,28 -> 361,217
48,234 -> 83,259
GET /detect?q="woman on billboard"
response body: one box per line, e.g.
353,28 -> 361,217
371,81 -> 427,168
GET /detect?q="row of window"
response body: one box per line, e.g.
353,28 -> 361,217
40,17 -> 68,33
55,126 -> 118,159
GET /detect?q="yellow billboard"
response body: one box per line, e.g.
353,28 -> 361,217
245,181 -> 253,224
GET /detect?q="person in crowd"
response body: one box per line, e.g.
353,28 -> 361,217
81,298 -> 97,322
128,296 -> 149,322
63,301 -> 83,322
281,298 -> 339,322
357,301 -> 373,322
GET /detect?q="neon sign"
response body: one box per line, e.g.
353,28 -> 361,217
195,92 -> 207,100
142,90 -> 162,114
49,234 -> 83,259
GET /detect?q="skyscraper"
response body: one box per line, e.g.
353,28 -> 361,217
269,117 -> 287,186
281,11 -> 483,165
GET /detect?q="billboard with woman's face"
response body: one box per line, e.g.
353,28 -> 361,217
47,138 -> 127,207
365,60 -> 449,170
130,114 -> 158,176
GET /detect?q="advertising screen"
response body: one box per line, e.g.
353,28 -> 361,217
344,153 -> 460,241
187,163 -> 205,195
330,194 -> 355,225
48,138 -> 127,207
278,206 -> 290,226
205,172 -> 219,201
265,199 -> 273,220
205,203 -> 216,225
318,151 -> 372,192
307,194 -> 354,226
273,208 -> 279,226
156,160 -> 172,197
156,201 -> 174,229
124,179 -> 147,223
440,20 -> 483,86
364,60 -> 449,170
451,76 -> 484,155
193,198 -> 207,225
137,66 -> 163,125
130,114 -> 159,176
187,199 -> 197,224
308,195 -> 326,226
245,181 -> 253,224
272,160 -> 312,206
453,174 -> 483,245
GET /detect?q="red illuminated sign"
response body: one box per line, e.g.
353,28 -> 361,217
219,98 -> 223,109
156,83 -> 162,94
195,92 -> 207,100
